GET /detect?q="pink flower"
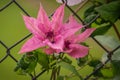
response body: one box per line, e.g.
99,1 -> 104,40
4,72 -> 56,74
64,28 -> 95,58
19,4 -> 82,54
45,28 -> 95,58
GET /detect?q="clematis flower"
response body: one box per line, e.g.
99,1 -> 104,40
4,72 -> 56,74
19,4 -> 82,54
45,28 -> 95,58
63,28 -> 95,58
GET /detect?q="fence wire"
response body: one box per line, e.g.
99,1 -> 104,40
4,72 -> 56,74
0,0 -> 120,80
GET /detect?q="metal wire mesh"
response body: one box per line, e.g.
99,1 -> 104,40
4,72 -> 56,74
0,0 -> 120,80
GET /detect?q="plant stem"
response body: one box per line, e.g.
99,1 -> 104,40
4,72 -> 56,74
50,68 -> 57,80
112,23 -> 120,40
57,66 -> 61,76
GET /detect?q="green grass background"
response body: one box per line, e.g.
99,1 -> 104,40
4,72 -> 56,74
0,0 -> 120,80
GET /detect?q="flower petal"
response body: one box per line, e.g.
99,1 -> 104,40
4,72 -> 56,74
37,4 -> 50,28
23,15 -> 45,39
44,35 -> 64,51
68,44 -> 89,58
61,16 -> 83,39
23,15 -> 38,35
52,4 -> 65,24
19,36 -> 45,53
51,4 -> 65,31
73,28 -> 96,43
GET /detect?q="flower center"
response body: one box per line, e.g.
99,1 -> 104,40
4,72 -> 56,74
46,31 -> 54,43
65,41 -> 71,49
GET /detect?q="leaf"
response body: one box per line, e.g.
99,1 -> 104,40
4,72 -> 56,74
96,35 -> 120,61
101,68 -> 113,78
95,36 -> 120,50
84,14 -> 97,24
88,59 -> 101,67
84,5 -> 96,18
97,36 -> 120,78
14,52 -> 37,74
77,55 -> 88,66
95,1 -> 120,23
63,56 -> 72,64
95,18 -> 106,25
93,0 -> 106,4
56,0 -> 84,6
112,49 -> 120,61
91,22 -> 111,36
88,60 -> 103,77
58,61 -> 82,79
96,36 -> 120,79
37,51 -> 49,69
111,60 -> 120,80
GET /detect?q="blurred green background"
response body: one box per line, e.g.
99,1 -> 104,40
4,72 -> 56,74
0,0 -> 120,80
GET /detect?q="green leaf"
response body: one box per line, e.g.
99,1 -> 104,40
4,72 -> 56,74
96,35 -> 120,61
58,61 -> 82,79
77,55 -> 88,66
84,14 -> 97,24
91,22 -> 111,36
95,1 -> 120,23
101,68 -> 113,78
97,36 -> 120,79
111,60 -> 120,79
14,52 -> 37,74
37,51 -> 49,69
84,5 -> 96,18
63,56 -> 72,64
93,0 -> 106,4
95,36 -> 120,50
95,18 -> 107,25
88,60 -> 103,77
112,49 -> 120,61
88,59 -> 101,67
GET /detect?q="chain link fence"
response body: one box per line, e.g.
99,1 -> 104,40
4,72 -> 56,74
0,0 -> 120,80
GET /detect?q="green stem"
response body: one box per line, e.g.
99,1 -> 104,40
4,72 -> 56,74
50,68 -> 57,80
57,66 -> 61,76
34,69 -> 36,77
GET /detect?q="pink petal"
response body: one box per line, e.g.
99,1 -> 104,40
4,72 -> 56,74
61,16 -> 83,39
73,28 -> 96,43
51,4 -> 65,31
44,35 -> 64,51
23,15 -> 45,39
68,44 -> 89,58
56,0 -> 84,6
19,36 -> 45,54
23,16 -> 38,35
37,4 -> 50,28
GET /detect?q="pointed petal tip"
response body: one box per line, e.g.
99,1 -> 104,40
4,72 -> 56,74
22,15 -> 30,21
18,50 -> 25,54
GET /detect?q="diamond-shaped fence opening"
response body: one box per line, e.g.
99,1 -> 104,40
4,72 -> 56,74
0,41 -> 8,63
0,0 -> 120,80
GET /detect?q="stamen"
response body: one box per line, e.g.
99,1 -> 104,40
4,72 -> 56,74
46,31 -> 55,42
46,31 -> 54,39
65,41 -> 71,49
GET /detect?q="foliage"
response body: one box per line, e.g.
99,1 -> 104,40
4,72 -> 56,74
96,35 -> 120,79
